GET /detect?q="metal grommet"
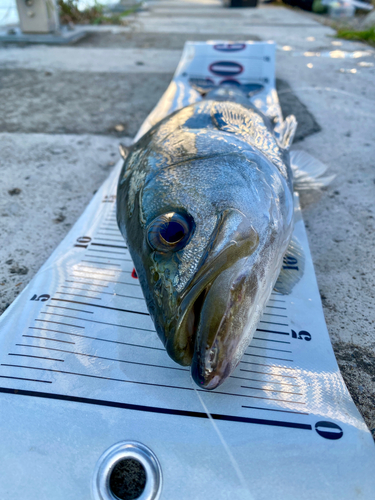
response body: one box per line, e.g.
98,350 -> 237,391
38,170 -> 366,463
93,441 -> 162,500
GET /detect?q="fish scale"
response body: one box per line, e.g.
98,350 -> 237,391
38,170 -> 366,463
0,41 -> 374,500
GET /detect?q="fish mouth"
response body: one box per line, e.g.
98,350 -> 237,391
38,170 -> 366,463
174,262 -> 251,391
164,209 -> 260,388
190,264 -> 248,390
187,287 -> 210,347
187,280 -> 228,390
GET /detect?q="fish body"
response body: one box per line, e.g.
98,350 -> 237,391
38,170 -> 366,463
117,87 -> 296,390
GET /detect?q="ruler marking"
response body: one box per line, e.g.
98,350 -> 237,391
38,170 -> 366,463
0,388 -> 313,430
266,306 -> 287,310
8,353 -> 64,363
243,353 -> 293,362
87,249 -> 129,256
59,289 -> 143,301
13,346 -> 189,373
79,262 -> 122,269
248,346 -> 292,353
82,259 -> 130,265
263,313 -> 288,318
37,313 -> 155,333
76,257 -> 122,273
252,337 -> 291,344
54,292 -> 102,301
94,234 -> 122,238
91,243 -> 127,249
256,329 -> 289,336
76,267 -> 134,275
72,270 -> 117,277
23,335 -> 75,345
240,361 -> 296,371
22,332 -> 164,350
19,344 -> 300,386
34,319 -> 85,329
0,377 -> 52,384
60,285 -> 106,293
93,238 -> 125,243
97,234 -> 121,238
66,280 -> 108,288
242,405 -> 308,416
45,305 -> 94,315
260,321 -> 289,326
69,275 -> 140,287
239,368 -> 297,379
50,298 -> 149,317
231,376 -> 300,388
95,229 -> 125,236
240,385 -> 303,397
240,363 -> 298,379
0,365 -> 306,404
100,291 -> 145,301
268,299 -> 286,303
83,256 -> 131,262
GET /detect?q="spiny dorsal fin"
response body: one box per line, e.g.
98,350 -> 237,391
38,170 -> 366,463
274,236 -> 305,295
211,101 -> 287,176
119,143 -> 130,160
290,150 -> 335,190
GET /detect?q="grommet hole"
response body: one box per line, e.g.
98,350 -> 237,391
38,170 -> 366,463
109,458 -> 147,500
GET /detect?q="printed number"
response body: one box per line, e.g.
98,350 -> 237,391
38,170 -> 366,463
209,61 -> 244,77
283,255 -> 298,271
213,43 -> 246,52
103,195 -> 116,203
74,236 -> 91,249
30,294 -> 50,302
291,330 -> 311,341
315,421 -> 343,440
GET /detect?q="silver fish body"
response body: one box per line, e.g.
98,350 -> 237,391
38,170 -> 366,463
117,88 -> 296,389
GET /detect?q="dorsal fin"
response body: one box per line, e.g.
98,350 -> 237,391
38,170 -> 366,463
119,143 -> 130,160
211,101 -> 287,176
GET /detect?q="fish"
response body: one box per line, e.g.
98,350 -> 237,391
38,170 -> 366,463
116,85 -> 313,390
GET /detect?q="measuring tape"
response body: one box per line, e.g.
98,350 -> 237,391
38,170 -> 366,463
0,42 -> 374,500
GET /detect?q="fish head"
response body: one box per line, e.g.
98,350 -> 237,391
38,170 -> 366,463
118,149 -> 292,390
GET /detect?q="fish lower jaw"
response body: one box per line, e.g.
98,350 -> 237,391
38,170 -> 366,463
185,285 -> 210,352
167,285 -> 210,367
191,354 -> 231,391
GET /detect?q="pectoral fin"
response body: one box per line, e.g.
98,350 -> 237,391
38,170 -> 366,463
274,236 -> 305,295
290,150 -> 335,190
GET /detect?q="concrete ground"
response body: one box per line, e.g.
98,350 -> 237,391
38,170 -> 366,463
0,0 -> 374,436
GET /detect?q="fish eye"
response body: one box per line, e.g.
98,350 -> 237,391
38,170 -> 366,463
147,212 -> 194,252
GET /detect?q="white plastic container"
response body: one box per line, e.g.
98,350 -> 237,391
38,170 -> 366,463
328,0 -> 355,18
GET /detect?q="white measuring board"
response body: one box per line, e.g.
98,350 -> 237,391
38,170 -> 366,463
0,42 -> 374,500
